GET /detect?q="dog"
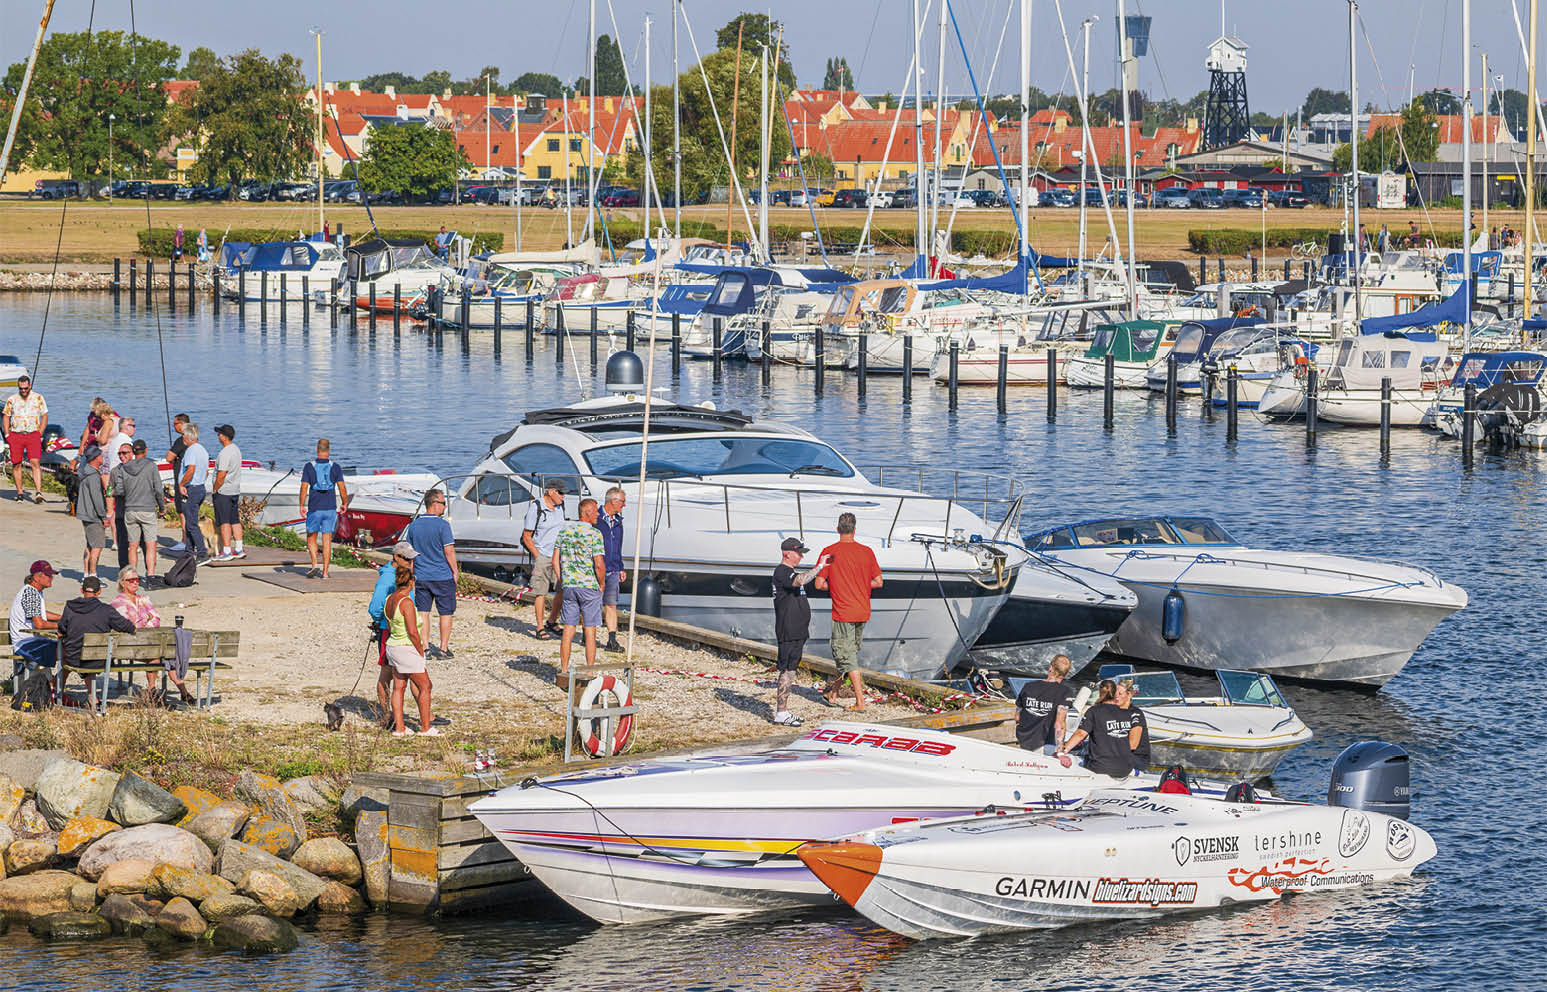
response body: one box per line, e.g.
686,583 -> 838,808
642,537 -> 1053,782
323,701 -> 344,731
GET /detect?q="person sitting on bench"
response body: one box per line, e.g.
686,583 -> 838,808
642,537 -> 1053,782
56,575 -> 134,708
111,568 -> 193,705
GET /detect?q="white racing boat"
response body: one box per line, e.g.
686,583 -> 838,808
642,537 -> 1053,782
468,719 -> 1266,925
799,742 -> 1434,939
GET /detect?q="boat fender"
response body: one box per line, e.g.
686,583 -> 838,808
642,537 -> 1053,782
635,574 -> 663,618
1071,685 -> 1093,713
1162,588 -> 1186,644
577,674 -> 636,758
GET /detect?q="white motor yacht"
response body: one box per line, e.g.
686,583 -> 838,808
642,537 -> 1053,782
0,353 -> 30,390
1026,515 -> 1466,688
1064,319 -> 1182,389
1428,350 -> 1547,440
219,241 -> 346,302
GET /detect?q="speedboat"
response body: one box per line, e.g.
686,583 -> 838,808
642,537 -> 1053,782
435,353 -> 1026,679
543,273 -> 644,334
237,465 -> 438,545
1429,350 -> 1547,440
799,761 -> 1434,939
468,719 -> 1271,924
219,240 -> 346,302
1144,316 -> 1265,394
1069,665 -> 1312,781
1065,319 -> 1182,389
1201,325 -> 1318,408
1026,515 -> 1467,688
0,354 -> 29,390
344,237 -> 457,310
969,560 -> 1136,674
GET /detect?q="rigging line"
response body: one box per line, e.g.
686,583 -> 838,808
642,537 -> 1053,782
127,0 -> 173,449
1354,11 -> 1438,245
852,0 -> 886,82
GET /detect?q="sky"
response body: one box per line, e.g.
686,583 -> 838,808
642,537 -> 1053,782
2,0 -> 1543,115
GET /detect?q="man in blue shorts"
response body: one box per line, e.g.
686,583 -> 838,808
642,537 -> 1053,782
300,437 -> 351,579
406,488 -> 459,659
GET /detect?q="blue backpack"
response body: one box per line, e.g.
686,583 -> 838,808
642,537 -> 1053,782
311,460 -> 336,492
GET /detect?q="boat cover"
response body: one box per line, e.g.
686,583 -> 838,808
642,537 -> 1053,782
1359,284 -> 1467,335
1083,320 -> 1168,363
1447,351 -> 1547,388
919,259 -> 1030,294
241,242 -> 323,272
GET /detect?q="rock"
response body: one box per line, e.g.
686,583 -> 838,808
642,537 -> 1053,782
0,774 -> 25,825
337,784 -> 387,829
56,816 -> 121,858
0,749 -> 70,792
107,772 -> 187,826
292,837 -> 363,886
316,880 -> 367,914
281,776 -> 336,812
76,823 -> 212,880
151,863 -> 234,902
216,838 -> 327,907
211,913 -> 299,954
95,858 -> 160,898
155,896 -> 207,939
4,837 -> 59,875
27,911 -> 111,940
124,893 -> 163,916
69,881 -> 98,912
0,870 -> 82,919
0,733 -> 23,749
234,771 -> 307,844
172,785 -> 223,826
98,893 -> 156,935
34,758 -> 122,830
11,798 -> 51,836
186,801 -> 250,853
355,810 -> 389,906
239,813 -> 300,859
200,892 -> 262,922
0,822 -> 15,855
238,870 -> 302,917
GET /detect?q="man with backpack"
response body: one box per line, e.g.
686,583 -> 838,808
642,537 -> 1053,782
299,437 -> 350,579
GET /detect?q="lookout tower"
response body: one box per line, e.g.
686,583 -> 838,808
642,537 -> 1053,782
1203,34 -> 1250,149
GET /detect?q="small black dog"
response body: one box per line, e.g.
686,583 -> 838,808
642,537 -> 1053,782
323,701 -> 345,731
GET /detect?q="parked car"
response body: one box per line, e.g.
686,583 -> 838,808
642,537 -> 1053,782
237,181 -> 271,202
1268,189 -> 1310,208
1187,187 -> 1225,209
149,183 -> 179,200
1221,187 -> 1264,208
1041,189 -> 1076,208
324,180 -> 356,202
790,188 -> 832,207
869,190 -> 894,209
831,189 -> 869,208
1108,189 -> 1148,208
601,188 -> 640,207
889,188 -> 918,209
962,189 -> 1000,207
33,179 -> 81,199
1153,187 -> 1191,208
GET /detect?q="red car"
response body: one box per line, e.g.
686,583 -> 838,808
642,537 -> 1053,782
602,188 -> 640,207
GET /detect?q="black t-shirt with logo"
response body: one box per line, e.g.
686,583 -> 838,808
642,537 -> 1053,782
1015,679 -> 1074,750
1079,702 -> 1148,777
771,564 -> 810,643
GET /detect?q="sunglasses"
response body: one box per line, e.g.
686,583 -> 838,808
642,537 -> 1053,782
123,577 -> 140,584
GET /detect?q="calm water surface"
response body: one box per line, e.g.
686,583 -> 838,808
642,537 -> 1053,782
0,296 -> 1538,990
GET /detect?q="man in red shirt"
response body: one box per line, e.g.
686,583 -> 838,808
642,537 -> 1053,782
814,512 -> 882,710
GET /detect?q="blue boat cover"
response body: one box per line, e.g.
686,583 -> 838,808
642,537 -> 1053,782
1447,350 -> 1547,387
218,242 -> 253,268
242,242 -> 321,271
1443,250 -> 1502,274
674,262 -> 854,285
919,259 -> 1031,293
1359,283 -> 1468,335
1524,318 -> 1547,332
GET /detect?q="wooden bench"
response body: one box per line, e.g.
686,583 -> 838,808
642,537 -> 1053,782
59,629 -> 238,714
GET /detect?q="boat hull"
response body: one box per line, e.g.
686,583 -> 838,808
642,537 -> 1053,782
971,562 -> 1135,674
1065,356 -> 1153,389
1317,388 -> 1437,426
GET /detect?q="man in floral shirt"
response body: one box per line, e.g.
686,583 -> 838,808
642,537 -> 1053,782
552,498 -> 606,675
3,374 -> 47,503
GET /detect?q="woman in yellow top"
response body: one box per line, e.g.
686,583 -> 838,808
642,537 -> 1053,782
384,568 -> 437,737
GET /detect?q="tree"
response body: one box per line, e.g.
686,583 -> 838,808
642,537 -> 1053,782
3,30 -> 180,180
460,65 -> 502,96
593,35 -> 628,96
182,46 -> 220,80
1331,128 -> 1401,173
802,151 -> 834,187
166,49 -> 310,184
1492,87 -> 1531,139
1414,88 -> 1460,116
1399,100 -> 1439,163
511,71 -> 564,96
1302,87 -> 1351,117
716,14 -> 796,90
357,71 -> 420,92
822,57 -> 853,91
358,124 -> 468,198
419,70 -> 453,95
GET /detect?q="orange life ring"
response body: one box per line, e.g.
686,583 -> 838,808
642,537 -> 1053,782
578,674 -> 635,757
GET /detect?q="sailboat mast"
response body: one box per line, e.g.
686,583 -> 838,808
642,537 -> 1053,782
315,29 -> 324,235
760,44 -> 771,260
1527,0 -> 1539,330
727,23 -> 744,246
931,0 -> 948,275
1482,52 -> 1490,245
1020,0 -> 1031,326
673,0 -> 681,241
913,0 -> 927,266
1078,16 -> 1094,285
1348,0 -> 1362,326
1462,0 -> 1473,349
587,0 -> 596,245
1116,0 -> 1138,319
0,0 -> 55,185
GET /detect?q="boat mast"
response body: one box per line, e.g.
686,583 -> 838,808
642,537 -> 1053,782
672,0 -> 681,240
1348,0 -> 1362,327
1077,16 -> 1094,286
931,0 -> 948,276
726,22 -> 744,247
314,29 -> 324,236
1116,0 -> 1138,319
1020,0 -> 1031,325
645,15 -> 653,236
1462,0 -> 1472,350
760,42 -> 771,260
1481,52 -> 1489,247
587,0 -> 596,245
515,92 -> 523,251
1,0 -> 57,185
563,91 -> 574,247
1527,0 -> 1539,331
913,0 -> 927,269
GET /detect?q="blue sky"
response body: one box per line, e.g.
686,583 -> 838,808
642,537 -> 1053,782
1,1 -> 1541,114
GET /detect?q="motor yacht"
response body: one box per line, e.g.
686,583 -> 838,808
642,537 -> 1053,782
926,300 -> 1126,385
219,241 -> 346,302
1143,316 -> 1264,394
1065,319 -> 1181,389
1025,515 -> 1466,688
1428,351 -> 1547,440
680,267 -> 853,359
1200,324 -> 1318,407
969,560 -> 1136,674
344,237 -> 458,311
543,273 -> 646,333
1315,331 -> 1457,426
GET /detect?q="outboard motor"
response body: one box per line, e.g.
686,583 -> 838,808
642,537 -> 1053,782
605,350 -> 646,394
1327,741 -> 1411,821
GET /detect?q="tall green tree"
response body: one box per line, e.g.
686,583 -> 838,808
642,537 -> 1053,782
1413,88 -> 1460,116
511,71 -> 564,96
356,71 -> 420,92
182,46 -> 220,80
1302,87 -> 1351,117
1399,100 -> 1440,163
822,57 -> 853,91
419,69 -> 454,95
166,49 -> 310,184
716,14 -> 796,90
3,30 -> 180,180
358,124 -> 468,198
1331,129 -> 1402,172
594,35 -> 628,96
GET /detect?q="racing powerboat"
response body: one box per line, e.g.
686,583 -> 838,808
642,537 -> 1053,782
969,560 -> 1136,674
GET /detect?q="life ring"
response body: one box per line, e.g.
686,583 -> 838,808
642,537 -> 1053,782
578,674 -> 635,758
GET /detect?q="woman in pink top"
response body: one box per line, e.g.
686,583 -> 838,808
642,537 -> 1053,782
112,569 -> 193,703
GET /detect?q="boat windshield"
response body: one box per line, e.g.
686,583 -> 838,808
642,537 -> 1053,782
1217,670 -> 1286,707
1209,327 -> 1259,356
1128,671 -> 1185,705
1166,517 -> 1235,543
1089,326 -> 1118,352
1172,324 -> 1205,358
1032,516 -> 1235,549
1131,325 -> 1162,352
877,285 -> 910,312
583,436 -> 855,480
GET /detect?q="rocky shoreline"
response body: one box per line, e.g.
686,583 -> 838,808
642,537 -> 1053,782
0,270 -> 121,292
0,740 -> 385,955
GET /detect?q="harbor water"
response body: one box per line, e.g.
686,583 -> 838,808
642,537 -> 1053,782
0,295 -> 1539,991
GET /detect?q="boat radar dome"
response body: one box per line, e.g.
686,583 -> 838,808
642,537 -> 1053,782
605,350 -> 646,394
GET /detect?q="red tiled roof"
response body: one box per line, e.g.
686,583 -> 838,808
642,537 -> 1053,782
1364,113 -> 1503,143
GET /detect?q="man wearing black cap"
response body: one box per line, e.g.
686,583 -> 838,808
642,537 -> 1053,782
769,538 -> 830,726
56,575 -> 135,706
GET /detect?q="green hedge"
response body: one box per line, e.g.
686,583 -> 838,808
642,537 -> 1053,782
135,227 -> 503,258
1187,226 -> 1466,255
598,218 -> 1017,257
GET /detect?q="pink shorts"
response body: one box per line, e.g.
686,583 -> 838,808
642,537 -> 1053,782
7,431 -> 41,463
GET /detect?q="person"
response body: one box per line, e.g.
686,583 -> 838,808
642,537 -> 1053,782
109,439 -> 164,577
56,576 -> 135,707
173,224 -> 185,262
105,438 -> 134,566
1378,223 -> 1390,254
299,438 -> 350,579
384,565 -> 436,736
165,413 -> 190,549
110,567 -> 192,704
211,424 -> 245,561
521,480 -> 567,639
1056,679 -> 1149,783
1014,655 -> 1074,754
770,537 -> 830,726
76,445 -> 109,578
77,397 -> 118,466
197,228 -> 210,264
3,374 -> 47,503
814,512 -> 882,711
9,560 -> 60,673
177,424 -> 210,562
595,486 -> 627,653
554,498 -> 606,675
405,488 -> 458,658
368,542 -> 419,723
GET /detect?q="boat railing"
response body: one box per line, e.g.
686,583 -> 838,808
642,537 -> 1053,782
1102,547 -> 1438,590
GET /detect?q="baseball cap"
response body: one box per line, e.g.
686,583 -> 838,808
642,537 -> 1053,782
780,537 -> 810,553
81,444 -> 102,462
29,560 -> 57,578
215,424 -> 236,439
544,479 -> 566,494
391,541 -> 419,560
81,576 -> 102,593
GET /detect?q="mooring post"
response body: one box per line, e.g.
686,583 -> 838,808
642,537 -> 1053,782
1217,257 -> 1225,282
146,259 -> 155,310
460,291 -> 470,337
493,296 -> 503,356
393,284 -> 402,332
858,332 -> 869,397
712,317 -> 723,377
555,307 -> 565,364
1046,348 -> 1057,422
301,275 -> 309,326
947,341 -> 960,411
902,336 -> 913,405
167,260 -> 176,311
211,267 -> 220,316
1379,376 -> 1392,455
626,310 -> 636,352
187,262 -> 195,311
113,258 -> 121,302
1462,382 -> 1476,468
259,270 -> 268,322
368,283 -> 377,330
762,320 -> 772,376
525,299 -> 535,354
1198,256 -> 1205,284
673,313 -> 684,374
1250,255 -> 1258,281
328,279 -> 337,328
130,258 -> 138,306
1283,258 -> 1291,280
1165,354 -> 1178,436
590,308 -> 599,365
280,272 -> 288,311
815,323 -> 825,393
1226,366 -> 1239,442
1305,366 -> 1319,447
1103,353 -> 1116,430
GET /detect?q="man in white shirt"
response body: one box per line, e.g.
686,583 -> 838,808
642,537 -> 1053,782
211,424 -> 245,561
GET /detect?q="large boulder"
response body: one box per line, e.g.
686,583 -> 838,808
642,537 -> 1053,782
69,881 -> 98,912
355,810 -> 389,906
200,892 -> 262,922
155,896 -> 207,939
0,749 -> 70,791
172,785 -> 222,826
234,771 -> 307,842
10,798 -> 51,836
238,870 -> 302,917
239,814 -> 300,859
4,837 -> 59,876
95,858 -> 160,898
27,911 -> 111,940
0,773 -> 25,824
0,822 -> 15,855
107,772 -> 187,826
0,870 -> 81,919
124,893 -> 163,916
56,816 -> 121,858
292,837 -> 363,886
281,776 -> 337,812
215,839 -> 326,907
316,880 -> 368,915
185,801 -> 250,853
97,893 -> 156,935
211,913 -> 299,954
33,759 -> 122,830
76,823 -> 212,881
151,863 -> 235,903
338,784 -> 388,829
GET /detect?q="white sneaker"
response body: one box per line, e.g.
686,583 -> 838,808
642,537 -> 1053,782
233,549 -> 247,559
772,712 -> 804,726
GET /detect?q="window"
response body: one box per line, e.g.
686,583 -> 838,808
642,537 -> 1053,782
1166,517 -> 1235,544
570,139 -> 581,152
1389,351 -> 1412,369
708,274 -> 749,308
1070,518 -> 1176,547
537,166 -> 551,179
583,436 -> 854,480
471,474 -> 532,509
547,139 -> 559,152
500,443 -> 584,492
1361,350 -> 1386,368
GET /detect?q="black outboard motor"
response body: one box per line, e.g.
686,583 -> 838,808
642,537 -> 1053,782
1327,741 -> 1411,821
605,350 -> 645,394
